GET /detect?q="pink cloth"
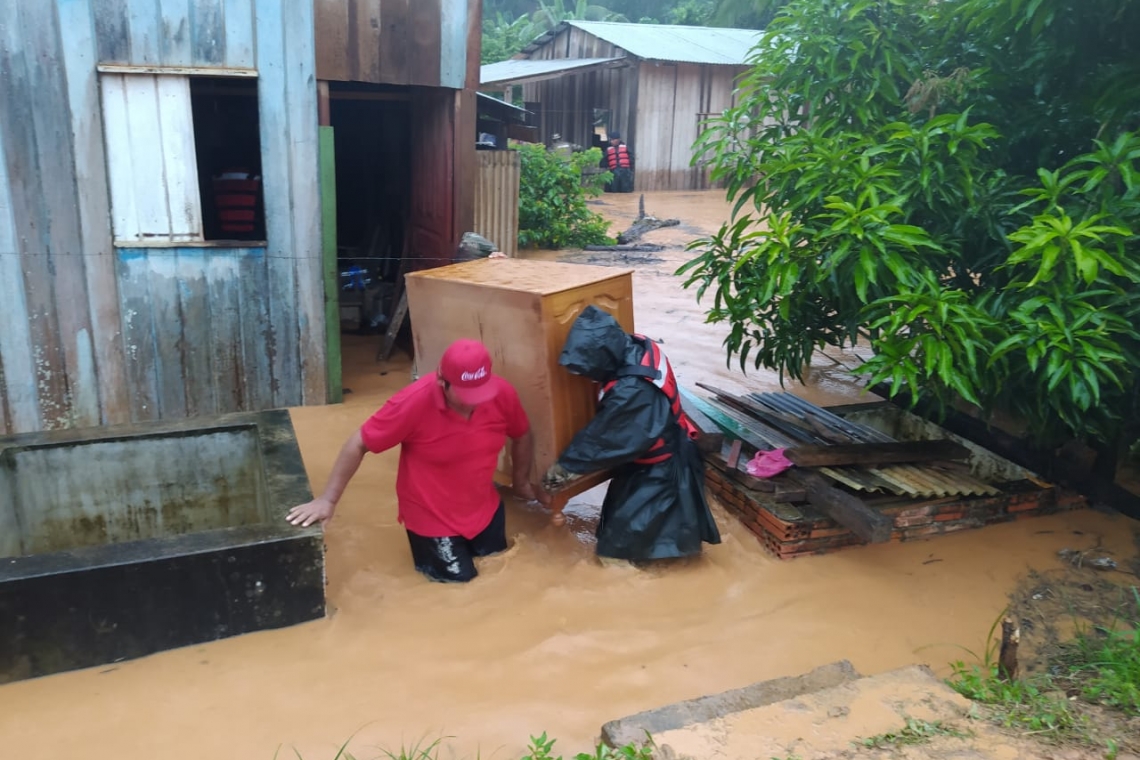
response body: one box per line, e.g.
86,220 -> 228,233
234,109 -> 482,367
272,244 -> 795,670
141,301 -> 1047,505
746,448 -> 795,478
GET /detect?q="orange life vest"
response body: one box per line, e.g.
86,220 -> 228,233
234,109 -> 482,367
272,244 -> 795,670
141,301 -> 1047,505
598,337 -> 698,465
606,144 -> 632,170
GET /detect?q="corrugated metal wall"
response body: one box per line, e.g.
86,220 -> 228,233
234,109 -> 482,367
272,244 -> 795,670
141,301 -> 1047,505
519,26 -> 746,191
473,151 -> 520,258
0,0 -> 325,435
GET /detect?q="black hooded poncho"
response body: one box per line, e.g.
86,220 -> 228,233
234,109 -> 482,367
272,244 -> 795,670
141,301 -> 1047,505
555,306 -> 721,560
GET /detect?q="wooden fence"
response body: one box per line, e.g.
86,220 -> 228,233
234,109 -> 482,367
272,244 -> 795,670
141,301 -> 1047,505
473,150 -> 520,258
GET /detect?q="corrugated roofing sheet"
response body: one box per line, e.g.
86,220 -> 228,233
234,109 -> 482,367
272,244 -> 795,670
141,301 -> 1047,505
563,20 -> 763,65
476,92 -> 530,119
700,390 -> 1003,499
481,56 -> 624,86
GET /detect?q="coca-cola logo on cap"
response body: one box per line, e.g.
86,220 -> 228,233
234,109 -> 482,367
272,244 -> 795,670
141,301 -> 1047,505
460,366 -> 488,383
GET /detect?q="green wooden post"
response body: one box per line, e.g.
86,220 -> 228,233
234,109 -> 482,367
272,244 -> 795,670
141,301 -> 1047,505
320,126 -> 343,403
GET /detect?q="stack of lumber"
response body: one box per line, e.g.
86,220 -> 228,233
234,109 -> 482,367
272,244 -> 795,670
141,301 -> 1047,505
681,386 -> 1085,559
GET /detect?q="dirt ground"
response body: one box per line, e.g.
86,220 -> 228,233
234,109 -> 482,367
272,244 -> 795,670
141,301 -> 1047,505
535,191 -> 878,406
0,191 -> 1137,760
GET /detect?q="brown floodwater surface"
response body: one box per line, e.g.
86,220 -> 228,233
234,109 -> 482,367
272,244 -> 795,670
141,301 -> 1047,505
0,192 -> 1135,760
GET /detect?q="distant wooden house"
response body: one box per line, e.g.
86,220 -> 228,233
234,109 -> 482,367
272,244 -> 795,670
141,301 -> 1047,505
0,0 -> 482,435
481,21 -> 762,191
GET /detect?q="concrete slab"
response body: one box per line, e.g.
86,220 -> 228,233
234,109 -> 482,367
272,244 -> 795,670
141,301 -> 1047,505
646,664 -> 972,760
601,660 -> 861,748
603,659 -> 1138,759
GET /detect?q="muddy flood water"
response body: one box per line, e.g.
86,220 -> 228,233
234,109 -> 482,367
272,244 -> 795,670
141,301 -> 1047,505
2,191 -> 1137,759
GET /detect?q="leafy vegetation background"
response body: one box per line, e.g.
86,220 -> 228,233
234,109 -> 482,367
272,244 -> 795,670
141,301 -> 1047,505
679,0 -> 1140,448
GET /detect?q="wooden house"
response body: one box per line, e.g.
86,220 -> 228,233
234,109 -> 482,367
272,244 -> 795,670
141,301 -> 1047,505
481,21 -> 762,191
0,0 -> 482,435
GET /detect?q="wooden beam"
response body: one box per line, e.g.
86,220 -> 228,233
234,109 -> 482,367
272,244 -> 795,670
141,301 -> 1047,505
317,81 -> 331,127
95,64 -> 258,77
710,447 -> 774,493
377,290 -> 408,363
789,470 -> 894,543
726,439 -> 743,470
319,126 -> 341,403
328,90 -> 411,102
696,382 -> 838,444
817,401 -> 889,416
784,439 -> 971,468
679,388 -> 725,454
114,240 -> 267,248
680,387 -> 771,452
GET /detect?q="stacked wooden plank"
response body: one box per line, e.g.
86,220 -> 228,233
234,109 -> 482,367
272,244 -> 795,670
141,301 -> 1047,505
683,387 -> 1086,560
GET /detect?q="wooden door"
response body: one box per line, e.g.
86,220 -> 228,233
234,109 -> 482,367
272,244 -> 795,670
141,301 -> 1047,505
408,88 -> 456,272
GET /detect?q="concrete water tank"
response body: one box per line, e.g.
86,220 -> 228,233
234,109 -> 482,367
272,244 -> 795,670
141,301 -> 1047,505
0,409 -> 326,683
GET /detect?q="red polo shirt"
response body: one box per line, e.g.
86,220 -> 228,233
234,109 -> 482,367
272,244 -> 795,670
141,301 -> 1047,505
359,374 -> 530,539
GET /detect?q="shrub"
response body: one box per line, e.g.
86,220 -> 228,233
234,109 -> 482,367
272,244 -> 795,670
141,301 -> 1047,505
680,0 -> 1140,447
516,143 -> 613,249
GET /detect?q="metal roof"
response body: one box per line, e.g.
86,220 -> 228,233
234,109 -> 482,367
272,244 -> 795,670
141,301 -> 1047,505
695,390 -> 1003,500
524,20 -> 764,66
476,92 -> 530,122
480,56 -> 626,87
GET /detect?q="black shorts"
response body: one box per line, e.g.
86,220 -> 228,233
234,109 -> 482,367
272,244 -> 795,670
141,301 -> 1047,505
405,500 -> 507,583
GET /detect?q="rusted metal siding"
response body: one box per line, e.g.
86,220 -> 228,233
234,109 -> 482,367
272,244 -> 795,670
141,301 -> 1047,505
518,25 -> 747,191
473,151 -> 520,259
315,0 -> 478,89
0,0 -> 325,434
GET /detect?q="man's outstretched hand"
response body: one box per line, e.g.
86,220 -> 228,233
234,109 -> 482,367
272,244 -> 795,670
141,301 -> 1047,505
287,497 -> 336,528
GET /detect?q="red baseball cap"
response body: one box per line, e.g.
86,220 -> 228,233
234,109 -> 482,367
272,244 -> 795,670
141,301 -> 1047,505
438,339 -> 499,405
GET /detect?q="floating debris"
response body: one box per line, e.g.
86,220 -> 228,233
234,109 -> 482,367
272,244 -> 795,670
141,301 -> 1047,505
1058,548 -> 1118,571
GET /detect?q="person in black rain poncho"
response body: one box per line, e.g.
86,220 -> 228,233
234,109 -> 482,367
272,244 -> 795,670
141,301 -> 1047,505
542,306 -> 721,561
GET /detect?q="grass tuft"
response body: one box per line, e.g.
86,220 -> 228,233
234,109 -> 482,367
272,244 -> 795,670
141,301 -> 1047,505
1053,587 -> 1140,716
856,717 -> 972,748
378,736 -> 451,760
946,585 -> 1140,754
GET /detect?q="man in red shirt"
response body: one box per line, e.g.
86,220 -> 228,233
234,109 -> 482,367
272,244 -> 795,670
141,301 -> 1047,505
286,339 -> 549,583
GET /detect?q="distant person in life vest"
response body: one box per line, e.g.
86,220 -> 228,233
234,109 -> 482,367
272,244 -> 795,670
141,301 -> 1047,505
287,339 -> 550,583
602,131 -> 634,193
541,306 -> 721,562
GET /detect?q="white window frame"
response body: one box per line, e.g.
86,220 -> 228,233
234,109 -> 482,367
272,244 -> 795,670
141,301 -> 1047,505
96,65 -> 259,247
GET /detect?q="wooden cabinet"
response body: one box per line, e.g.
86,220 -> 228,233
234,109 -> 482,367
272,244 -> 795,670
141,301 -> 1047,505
404,259 -> 635,504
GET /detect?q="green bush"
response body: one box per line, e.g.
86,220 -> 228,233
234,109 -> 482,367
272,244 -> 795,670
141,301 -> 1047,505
516,143 -> 613,250
680,0 -> 1140,447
